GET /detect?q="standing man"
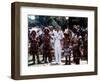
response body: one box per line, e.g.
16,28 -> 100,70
30,30 -> 41,65
49,26 -> 54,49
72,34 -> 81,64
63,29 -> 72,65
53,26 -> 64,64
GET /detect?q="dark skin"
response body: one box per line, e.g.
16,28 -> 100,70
72,35 -> 81,64
29,31 -> 40,65
63,33 -> 71,65
43,29 -> 52,63
64,34 -> 70,47
56,27 -> 60,32
30,31 -> 39,52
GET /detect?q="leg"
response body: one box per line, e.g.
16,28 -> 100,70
32,54 -> 35,64
55,47 -> 59,64
75,57 -> 80,64
36,52 -> 41,64
65,56 -> 67,65
73,51 -> 76,63
65,56 -> 69,65
58,48 -> 61,64
41,49 -> 44,62
44,52 -> 48,63
48,52 -> 52,63
68,55 -> 71,65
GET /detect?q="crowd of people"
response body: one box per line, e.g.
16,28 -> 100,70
28,25 -> 88,65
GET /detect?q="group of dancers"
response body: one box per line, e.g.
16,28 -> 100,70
28,25 -> 88,65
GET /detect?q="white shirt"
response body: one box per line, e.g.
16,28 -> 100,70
53,30 -> 64,47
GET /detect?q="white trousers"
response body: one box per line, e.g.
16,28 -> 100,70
54,44 -> 61,64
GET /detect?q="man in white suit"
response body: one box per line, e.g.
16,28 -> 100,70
53,26 -> 64,64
